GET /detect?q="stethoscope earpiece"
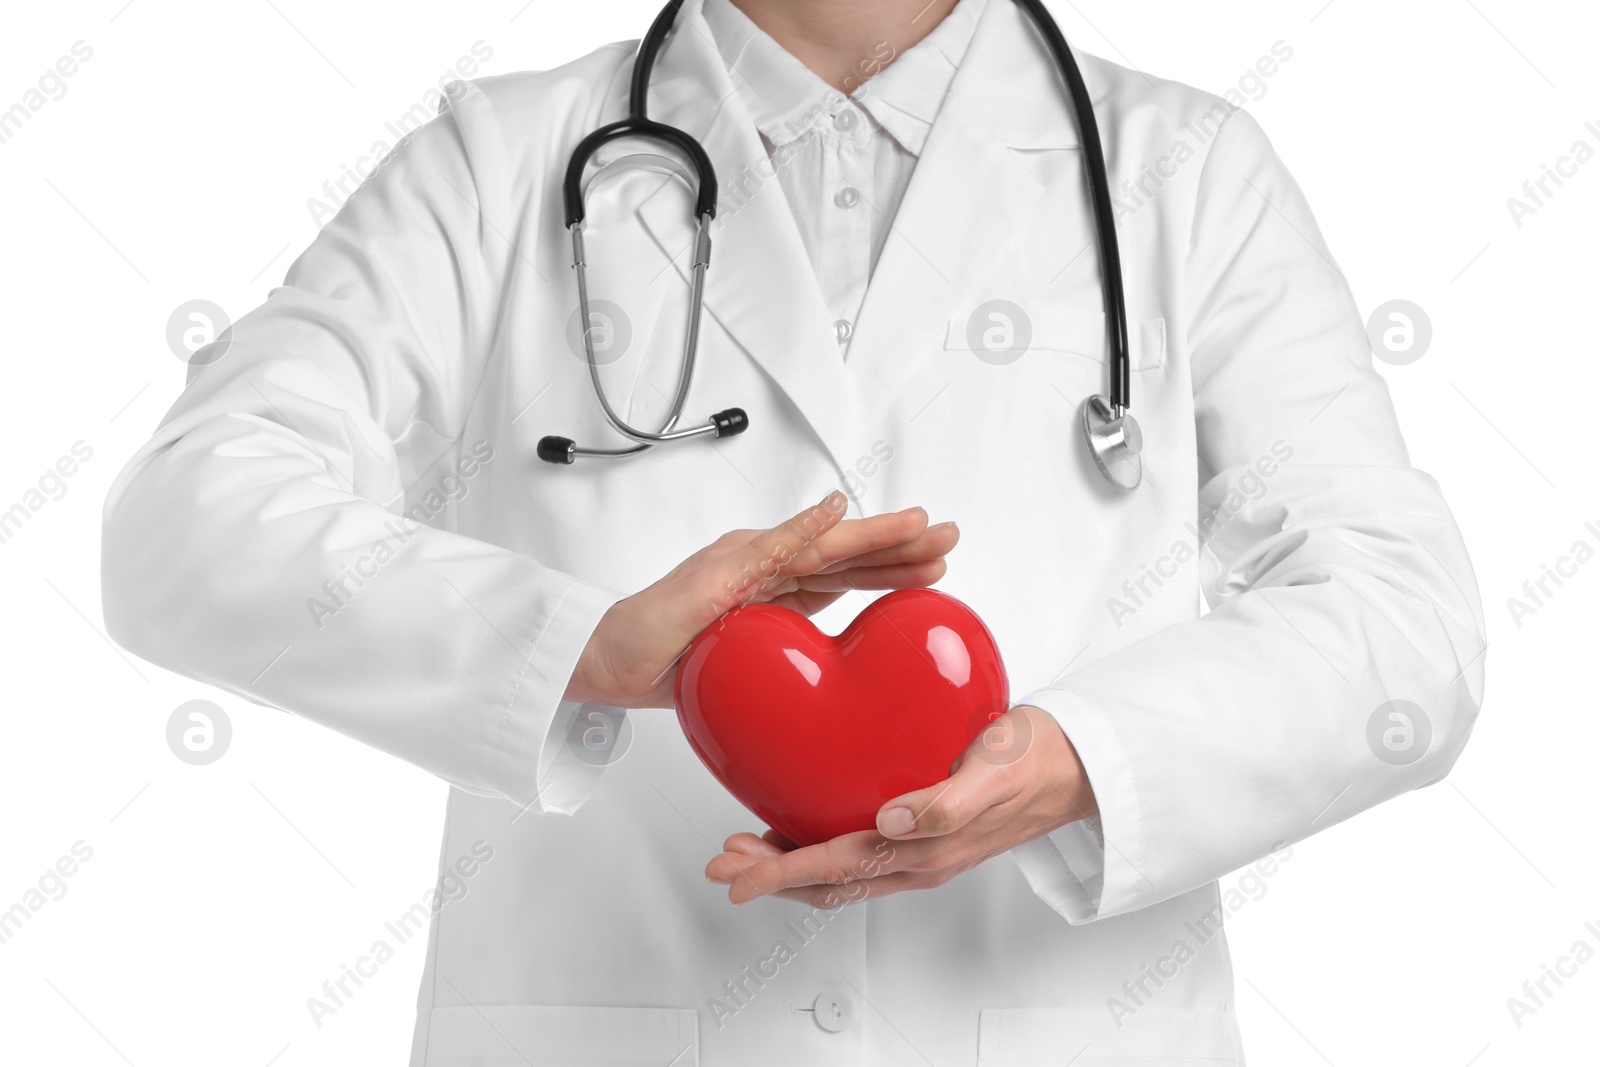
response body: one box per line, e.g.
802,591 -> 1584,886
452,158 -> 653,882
711,408 -> 750,437
537,435 -> 577,465
1082,395 -> 1143,492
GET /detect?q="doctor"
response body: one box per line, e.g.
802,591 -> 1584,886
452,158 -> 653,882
102,0 -> 1486,1063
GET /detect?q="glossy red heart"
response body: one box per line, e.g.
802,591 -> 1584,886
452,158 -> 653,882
674,588 -> 1010,847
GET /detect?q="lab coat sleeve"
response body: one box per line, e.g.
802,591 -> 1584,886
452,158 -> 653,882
1010,107 -> 1487,923
101,91 -> 622,814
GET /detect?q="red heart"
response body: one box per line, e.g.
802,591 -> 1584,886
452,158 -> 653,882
674,588 -> 1010,847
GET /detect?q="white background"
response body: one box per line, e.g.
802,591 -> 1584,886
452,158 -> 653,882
1,1 -> 1596,1064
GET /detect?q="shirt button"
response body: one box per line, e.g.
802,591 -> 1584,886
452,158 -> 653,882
834,187 -> 860,209
832,109 -> 857,132
812,985 -> 858,1033
834,319 -> 853,343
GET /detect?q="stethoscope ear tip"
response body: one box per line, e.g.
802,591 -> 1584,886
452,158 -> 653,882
712,408 -> 750,438
537,435 -> 578,464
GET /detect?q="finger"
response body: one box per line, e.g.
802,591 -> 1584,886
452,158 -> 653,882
712,827 -> 990,891
723,832 -> 786,858
875,752 -> 1017,840
794,558 -> 948,593
705,848 -> 756,885
811,521 -> 960,573
764,870 -> 945,908
697,495 -> 849,617
761,828 -> 800,852
778,508 -> 936,578
712,831 -> 884,904
704,828 -> 801,883
705,836 -> 790,894
765,588 -> 848,617
738,492 -> 852,586
732,504 -> 944,607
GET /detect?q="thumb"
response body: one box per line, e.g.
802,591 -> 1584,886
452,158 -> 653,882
875,756 -> 1006,840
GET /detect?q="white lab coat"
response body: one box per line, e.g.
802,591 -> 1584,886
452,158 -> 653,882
101,0 -> 1486,1063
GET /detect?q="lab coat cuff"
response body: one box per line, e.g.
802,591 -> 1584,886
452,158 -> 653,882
496,577 -> 626,816
1011,688 -> 1148,924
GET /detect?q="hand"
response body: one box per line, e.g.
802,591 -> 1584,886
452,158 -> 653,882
565,491 -> 960,709
705,705 -> 1097,906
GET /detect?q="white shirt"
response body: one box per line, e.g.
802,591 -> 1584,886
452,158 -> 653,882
702,0 -> 987,354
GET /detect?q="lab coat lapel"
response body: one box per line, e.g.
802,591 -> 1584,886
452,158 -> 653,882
634,2 -> 865,482
843,0 -> 1085,412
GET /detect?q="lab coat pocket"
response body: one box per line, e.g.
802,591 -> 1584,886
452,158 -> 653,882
943,304 -> 1166,371
977,1006 -> 1239,1066
422,1005 -> 698,1066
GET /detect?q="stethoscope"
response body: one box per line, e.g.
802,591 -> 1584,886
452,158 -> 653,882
538,0 -> 1143,491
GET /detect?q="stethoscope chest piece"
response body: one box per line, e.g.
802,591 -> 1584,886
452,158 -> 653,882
1082,395 -> 1143,491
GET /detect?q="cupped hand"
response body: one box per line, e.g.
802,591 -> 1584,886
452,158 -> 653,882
565,491 -> 959,709
704,705 -> 1097,907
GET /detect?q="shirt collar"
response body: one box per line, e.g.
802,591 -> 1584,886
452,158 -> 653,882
701,0 -> 988,157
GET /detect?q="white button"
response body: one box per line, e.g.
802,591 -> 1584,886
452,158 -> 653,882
834,187 -> 860,209
833,109 -> 857,132
833,319 -> 853,343
811,985 -> 858,1033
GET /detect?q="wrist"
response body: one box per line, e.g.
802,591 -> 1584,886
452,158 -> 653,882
1019,704 -> 1099,822
564,605 -> 621,706
562,662 -> 603,706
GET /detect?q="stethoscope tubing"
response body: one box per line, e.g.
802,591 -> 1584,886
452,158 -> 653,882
570,219 -> 714,446
1009,0 -> 1130,415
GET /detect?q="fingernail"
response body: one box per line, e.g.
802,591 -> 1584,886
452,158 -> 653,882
879,806 -> 915,836
931,521 -> 957,532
